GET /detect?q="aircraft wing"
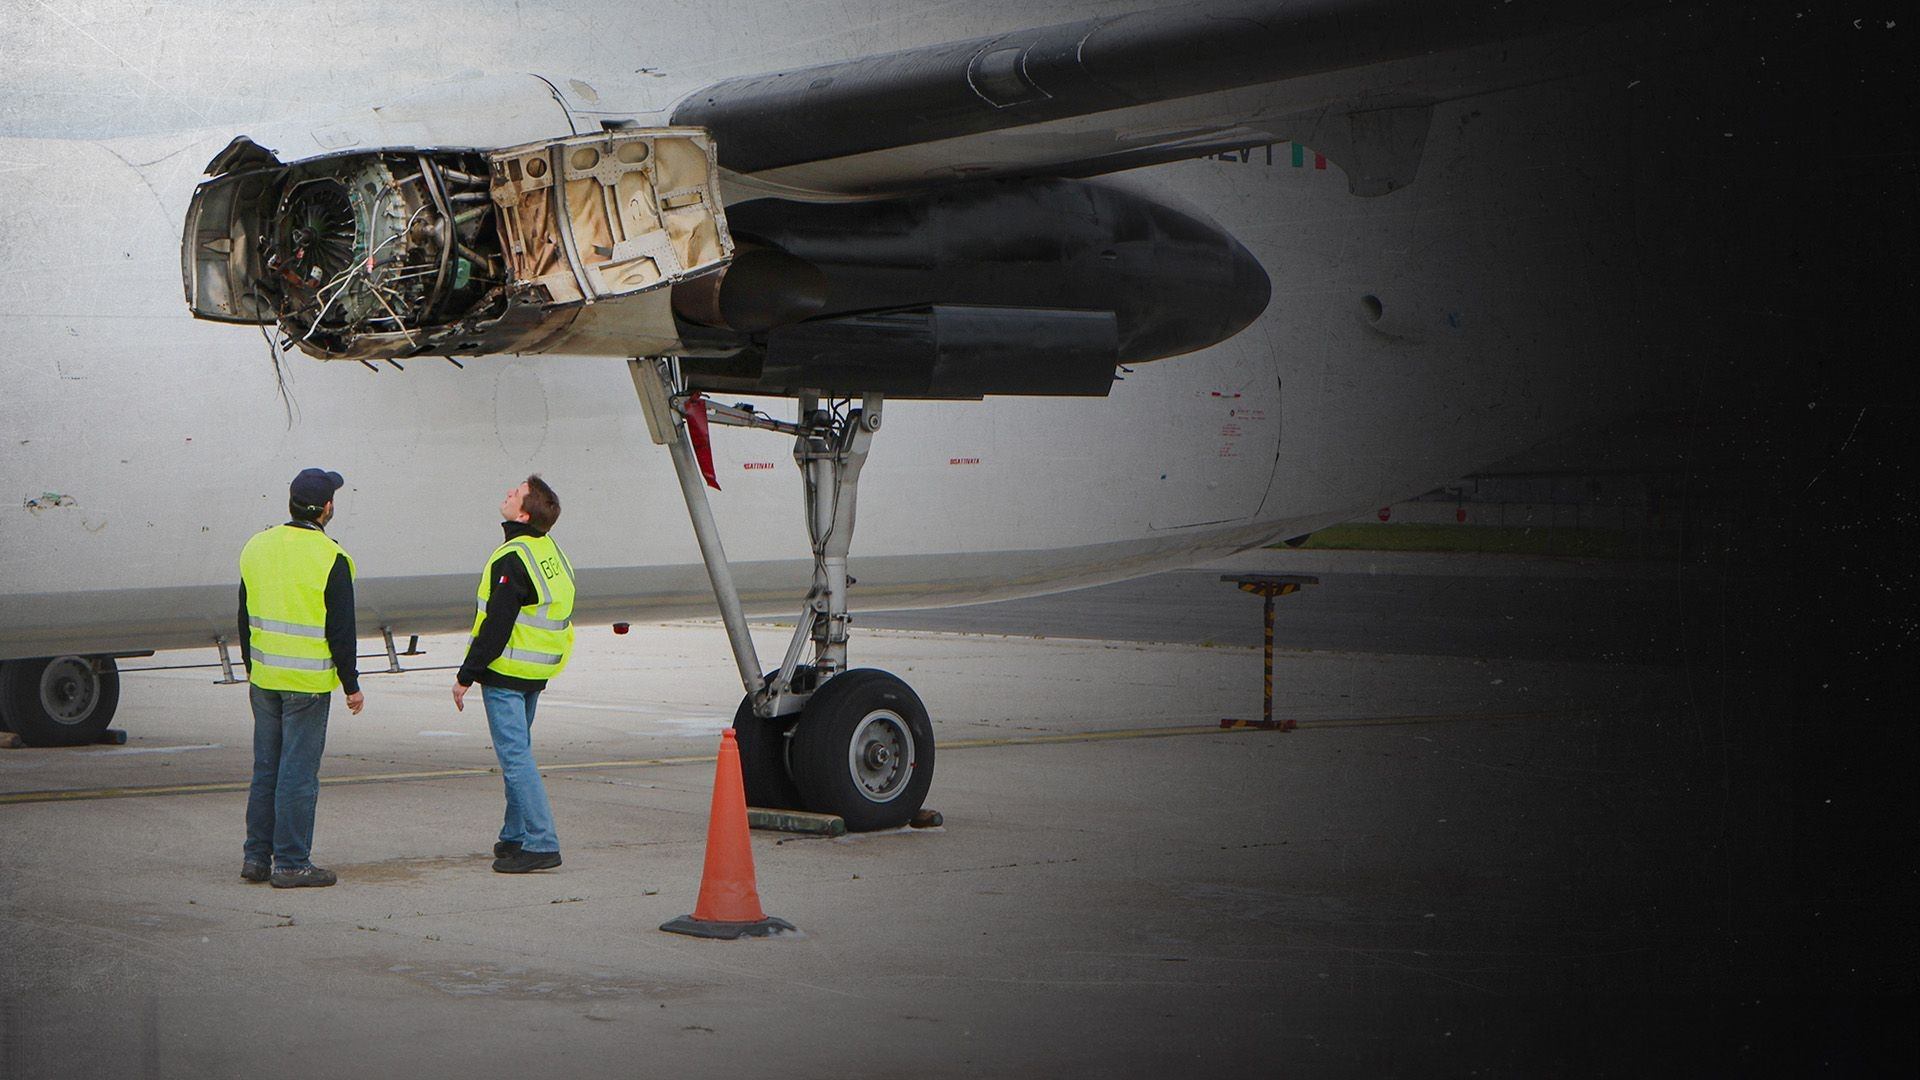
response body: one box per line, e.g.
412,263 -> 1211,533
669,0 -> 1639,199
170,0 -> 1694,391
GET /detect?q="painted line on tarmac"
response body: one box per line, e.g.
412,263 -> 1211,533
944,710 -> 1560,749
0,754 -> 718,806
0,710 -> 1561,806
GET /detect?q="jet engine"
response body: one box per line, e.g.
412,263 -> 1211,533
183,130 -> 732,362
184,121 -> 1269,398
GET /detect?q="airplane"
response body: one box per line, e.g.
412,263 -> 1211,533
0,0 -> 1732,828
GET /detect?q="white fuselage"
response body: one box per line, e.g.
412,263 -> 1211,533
0,3 -> 1658,660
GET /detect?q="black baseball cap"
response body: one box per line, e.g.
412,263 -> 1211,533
289,468 -> 345,507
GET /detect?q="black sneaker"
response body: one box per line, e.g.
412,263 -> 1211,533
270,865 -> 338,889
492,849 -> 561,874
241,861 -> 270,883
493,840 -> 522,859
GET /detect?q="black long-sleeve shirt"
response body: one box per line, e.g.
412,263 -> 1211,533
237,521 -> 360,695
458,520 -> 548,693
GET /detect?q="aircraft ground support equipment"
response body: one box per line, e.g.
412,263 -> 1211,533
1219,574 -> 1320,732
629,357 -> 935,831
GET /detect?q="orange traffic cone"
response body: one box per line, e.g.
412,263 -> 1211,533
660,730 -> 796,939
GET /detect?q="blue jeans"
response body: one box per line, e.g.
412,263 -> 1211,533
244,685 -> 331,870
482,684 -> 559,853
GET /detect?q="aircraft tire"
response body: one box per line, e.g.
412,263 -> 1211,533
790,669 -> 934,832
0,660 -> 9,731
0,655 -> 119,747
732,672 -> 805,811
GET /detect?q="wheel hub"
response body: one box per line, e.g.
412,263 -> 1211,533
847,709 -> 913,803
40,657 -> 99,726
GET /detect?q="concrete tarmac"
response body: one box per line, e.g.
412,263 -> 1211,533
0,550 -> 1865,1076
864,549 -> 1705,663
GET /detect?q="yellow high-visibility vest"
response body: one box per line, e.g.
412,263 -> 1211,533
472,533 -> 576,681
238,524 -> 355,694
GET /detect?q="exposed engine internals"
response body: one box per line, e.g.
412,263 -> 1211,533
268,151 -> 502,355
183,132 -> 732,362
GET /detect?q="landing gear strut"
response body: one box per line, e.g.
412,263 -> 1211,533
629,358 -> 935,830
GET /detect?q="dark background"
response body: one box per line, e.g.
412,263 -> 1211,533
874,5 -> 1920,1067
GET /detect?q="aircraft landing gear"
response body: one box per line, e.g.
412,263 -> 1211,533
629,358 -> 935,831
788,668 -> 933,831
0,655 -> 121,747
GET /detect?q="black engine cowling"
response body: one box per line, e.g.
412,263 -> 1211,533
676,178 -> 1269,398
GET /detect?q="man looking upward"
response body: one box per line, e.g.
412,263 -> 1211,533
453,475 -> 576,873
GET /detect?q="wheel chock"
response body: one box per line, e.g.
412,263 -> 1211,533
747,807 -> 846,837
0,730 -> 128,749
661,731 -> 797,940
909,808 -> 943,828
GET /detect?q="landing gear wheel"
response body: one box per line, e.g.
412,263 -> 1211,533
733,666 -> 824,809
0,656 -> 120,747
790,669 -> 934,832
0,661 -> 10,732
731,673 -> 805,811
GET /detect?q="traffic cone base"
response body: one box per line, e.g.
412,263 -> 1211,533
660,729 -> 796,939
659,913 -> 796,940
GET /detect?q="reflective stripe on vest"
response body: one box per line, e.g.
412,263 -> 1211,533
472,533 -> 576,681
505,539 -> 573,633
238,524 -> 355,694
249,615 -> 326,638
249,649 -> 336,671
501,646 -> 565,666
474,596 -> 571,632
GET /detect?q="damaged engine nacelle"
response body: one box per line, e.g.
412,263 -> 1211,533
183,122 -> 1269,399
183,130 -> 732,361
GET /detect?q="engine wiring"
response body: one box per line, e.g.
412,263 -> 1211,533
256,320 -> 299,427
259,153 -> 503,358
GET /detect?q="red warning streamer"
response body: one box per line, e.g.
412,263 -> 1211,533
684,394 -> 721,491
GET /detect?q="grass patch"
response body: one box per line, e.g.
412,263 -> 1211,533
1280,523 -> 1667,559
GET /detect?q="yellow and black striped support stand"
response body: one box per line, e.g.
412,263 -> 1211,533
1219,574 -> 1319,731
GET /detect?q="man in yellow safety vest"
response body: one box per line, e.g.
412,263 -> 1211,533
237,468 -> 364,889
452,475 -> 576,873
